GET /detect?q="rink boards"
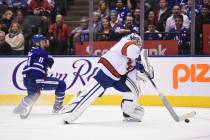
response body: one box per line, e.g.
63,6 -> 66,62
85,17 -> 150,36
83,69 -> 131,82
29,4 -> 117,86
0,56 -> 210,107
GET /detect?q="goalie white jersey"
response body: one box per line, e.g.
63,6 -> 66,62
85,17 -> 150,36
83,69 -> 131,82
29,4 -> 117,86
62,33 -> 146,123
97,36 -> 142,80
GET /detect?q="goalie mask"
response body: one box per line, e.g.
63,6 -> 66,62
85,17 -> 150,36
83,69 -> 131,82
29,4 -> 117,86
126,33 -> 142,47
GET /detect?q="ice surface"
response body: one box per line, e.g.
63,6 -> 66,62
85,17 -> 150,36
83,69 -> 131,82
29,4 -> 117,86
0,106 -> 210,140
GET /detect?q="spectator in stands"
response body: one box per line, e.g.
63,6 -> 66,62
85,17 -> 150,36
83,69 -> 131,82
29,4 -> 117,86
70,17 -> 89,44
133,7 -> 140,28
5,22 -> 24,55
28,0 -> 51,35
113,0 -> 130,23
203,0 -> 210,6
181,0 -> 201,20
50,0 -> 67,23
144,10 -> 158,30
48,0 -> 55,8
0,30 -> 12,55
167,0 -> 182,8
0,0 -> 8,17
156,0 -> 172,32
145,0 -> 160,11
97,0 -> 110,18
127,0 -> 140,11
97,17 -> 113,40
115,15 -> 138,35
145,22 -> 162,40
3,0 -> 27,10
167,15 -> 190,55
195,4 -> 210,54
165,4 -> 190,32
93,11 -> 102,34
1,10 -> 14,33
27,0 -> 55,7
28,0 -> 52,17
0,20 -> 7,33
109,10 -> 122,32
48,14 -> 70,55
14,9 -> 32,54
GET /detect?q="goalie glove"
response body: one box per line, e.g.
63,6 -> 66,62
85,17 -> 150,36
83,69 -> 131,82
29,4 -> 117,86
135,55 -> 145,73
135,50 -> 154,81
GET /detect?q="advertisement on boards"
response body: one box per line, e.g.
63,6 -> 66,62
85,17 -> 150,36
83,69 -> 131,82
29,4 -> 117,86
75,40 -> 178,56
0,57 -> 209,96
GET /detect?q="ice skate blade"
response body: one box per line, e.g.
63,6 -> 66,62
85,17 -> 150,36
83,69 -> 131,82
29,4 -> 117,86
123,118 -> 142,122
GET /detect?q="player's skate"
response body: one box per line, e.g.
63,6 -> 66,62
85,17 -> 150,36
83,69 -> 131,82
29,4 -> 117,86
13,104 -> 27,114
14,92 -> 40,119
19,104 -> 34,119
123,106 -> 144,122
13,102 -> 34,119
52,102 -> 63,113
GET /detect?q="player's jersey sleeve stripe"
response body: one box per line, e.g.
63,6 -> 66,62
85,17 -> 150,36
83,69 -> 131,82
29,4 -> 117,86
121,41 -> 135,56
34,63 -> 44,69
23,67 -> 46,74
98,57 -> 121,78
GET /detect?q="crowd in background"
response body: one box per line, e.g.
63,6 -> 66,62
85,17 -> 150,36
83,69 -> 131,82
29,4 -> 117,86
0,0 -> 68,55
0,0 -> 210,55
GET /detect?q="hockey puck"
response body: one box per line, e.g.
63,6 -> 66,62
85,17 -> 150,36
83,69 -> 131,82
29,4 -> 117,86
185,119 -> 190,123
64,120 -> 70,124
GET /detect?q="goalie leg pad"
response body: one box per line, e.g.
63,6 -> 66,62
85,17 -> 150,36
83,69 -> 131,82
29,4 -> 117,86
62,78 -> 105,123
126,71 -> 141,97
124,70 -> 141,104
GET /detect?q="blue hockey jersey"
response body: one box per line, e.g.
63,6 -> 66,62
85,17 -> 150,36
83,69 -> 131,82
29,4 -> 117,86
22,47 -> 54,80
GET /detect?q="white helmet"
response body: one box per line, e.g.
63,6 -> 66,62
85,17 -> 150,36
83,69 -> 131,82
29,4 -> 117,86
126,33 -> 142,47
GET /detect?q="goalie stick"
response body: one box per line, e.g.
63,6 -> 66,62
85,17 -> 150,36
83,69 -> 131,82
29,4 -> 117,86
145,73 -> 196,122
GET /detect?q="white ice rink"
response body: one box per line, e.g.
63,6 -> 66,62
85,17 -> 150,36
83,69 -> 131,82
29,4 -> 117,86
0,106 -> 210,140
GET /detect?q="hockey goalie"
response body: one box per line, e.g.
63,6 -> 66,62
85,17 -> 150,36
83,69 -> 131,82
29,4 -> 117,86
61,33 -> 154,124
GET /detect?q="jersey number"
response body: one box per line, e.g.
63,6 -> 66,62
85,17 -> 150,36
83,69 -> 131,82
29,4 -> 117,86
39,57 -> 44,63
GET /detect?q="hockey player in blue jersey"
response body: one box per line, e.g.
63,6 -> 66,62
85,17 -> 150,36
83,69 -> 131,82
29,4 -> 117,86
14,34 -> 66,119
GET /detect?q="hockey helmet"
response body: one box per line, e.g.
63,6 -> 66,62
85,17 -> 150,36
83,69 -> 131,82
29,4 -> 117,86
126,33 -> 142,46
32,34 -> 47,45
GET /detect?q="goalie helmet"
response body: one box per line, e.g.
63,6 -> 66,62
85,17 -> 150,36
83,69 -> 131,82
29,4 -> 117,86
126,33 -> 142,47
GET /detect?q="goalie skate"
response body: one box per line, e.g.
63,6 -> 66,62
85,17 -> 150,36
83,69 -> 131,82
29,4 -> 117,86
122,106 -> 144,122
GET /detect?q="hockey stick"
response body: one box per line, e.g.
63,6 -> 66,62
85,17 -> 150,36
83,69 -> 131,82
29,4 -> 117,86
145,73 -> 196,122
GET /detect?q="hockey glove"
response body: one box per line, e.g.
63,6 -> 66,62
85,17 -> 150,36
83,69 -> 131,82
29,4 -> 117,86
47,55 -> 54,68
35,79 -> 45,90
135,55 -> 145,73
